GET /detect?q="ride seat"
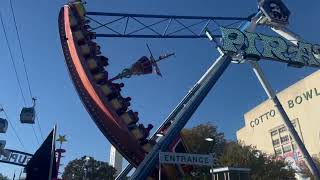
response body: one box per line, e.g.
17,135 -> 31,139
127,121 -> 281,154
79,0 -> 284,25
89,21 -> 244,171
96,56 -> 109,67
80,42 -> 99,57
87,58 -> 98,70
71,2 -> 86,18
69,14 -> 79,28
110,98 -> 123,110
142,140 -> 156,153
93,72 -> 108,84
130,127 -> 144,140
121,110 -> 139,125
110,97 -> 131,111
80,44 -> 90,56
74,30 -> 85,42
100,84 -> 114,96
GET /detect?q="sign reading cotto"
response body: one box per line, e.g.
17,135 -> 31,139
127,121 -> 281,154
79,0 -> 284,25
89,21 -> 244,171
159,152 -> 215,166
220,27 -> 320,68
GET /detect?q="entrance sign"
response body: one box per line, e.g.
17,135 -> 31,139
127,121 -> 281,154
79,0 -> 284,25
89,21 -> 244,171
0,149 -> 32,167
220,27 -> 320,68
159,152 -> 214,166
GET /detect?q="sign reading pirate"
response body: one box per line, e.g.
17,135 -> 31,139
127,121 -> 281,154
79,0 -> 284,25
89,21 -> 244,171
220,27 -> 320,68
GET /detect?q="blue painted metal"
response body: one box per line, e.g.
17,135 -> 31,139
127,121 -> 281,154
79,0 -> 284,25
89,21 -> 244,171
86,12 -> 249,39
130,54 -> 232,179
95,34 -> 215,39
86,12 -> 250,20
129,12 -> 260,179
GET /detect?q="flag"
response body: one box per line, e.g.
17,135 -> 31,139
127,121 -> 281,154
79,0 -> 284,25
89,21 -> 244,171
25,127 -> 57,180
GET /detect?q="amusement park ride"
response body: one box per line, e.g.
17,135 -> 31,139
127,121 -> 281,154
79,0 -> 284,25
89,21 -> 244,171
57,0 -> 320,179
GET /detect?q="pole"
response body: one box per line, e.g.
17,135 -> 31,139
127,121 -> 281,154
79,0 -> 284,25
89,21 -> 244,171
211,166 -> 214,180
129,11 -> 262,180
115,164 -> 134,180
130,53 -> 232,180
159,163 -> 161,180
249,61 -> 320,180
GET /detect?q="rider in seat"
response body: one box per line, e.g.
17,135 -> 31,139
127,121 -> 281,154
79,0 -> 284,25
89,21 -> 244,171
93,71 -> 108,84
121,110 -> 139,125
138,124 -> 153,139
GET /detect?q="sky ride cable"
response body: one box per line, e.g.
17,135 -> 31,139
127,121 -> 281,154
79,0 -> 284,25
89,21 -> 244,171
9,0 -> 33,101
8,0 -> 45,141
35,113 -> 44,139
31,124 -> 40,145
0,11 -> 27,106
0,8 -> 41,145
0,105 -> 26,152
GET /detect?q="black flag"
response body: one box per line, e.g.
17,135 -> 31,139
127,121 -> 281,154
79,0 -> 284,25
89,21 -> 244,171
26,128 -> 57,180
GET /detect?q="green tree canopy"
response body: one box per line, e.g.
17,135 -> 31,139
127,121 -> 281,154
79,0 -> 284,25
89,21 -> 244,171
181,122 -> 226,177
0,173 -> 9,180
219,141 -> 295,180
181,122 -> 225,156
300,157 -> 320,180
181,123 -> 296,180
62,156 -> 116,180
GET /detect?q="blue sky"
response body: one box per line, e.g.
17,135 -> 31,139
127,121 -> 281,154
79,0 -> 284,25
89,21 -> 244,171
0,0 -> 319,178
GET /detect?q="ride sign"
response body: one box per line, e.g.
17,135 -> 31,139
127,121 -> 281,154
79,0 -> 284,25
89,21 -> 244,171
220,27 -> 320,68
159,152 -> 215,166
0,149 -> 32,167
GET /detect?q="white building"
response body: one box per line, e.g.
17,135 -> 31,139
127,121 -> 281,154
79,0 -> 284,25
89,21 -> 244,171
109,145 -> 123,176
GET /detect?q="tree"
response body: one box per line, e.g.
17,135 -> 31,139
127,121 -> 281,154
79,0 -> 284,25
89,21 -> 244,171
219,141 -> 296,180
181,123 -> 296,180
181,123 -> 226,177
181,122 -> 225,155
62,156 -> 116,180
0,173 -> 9,180
300,157 -> 320,180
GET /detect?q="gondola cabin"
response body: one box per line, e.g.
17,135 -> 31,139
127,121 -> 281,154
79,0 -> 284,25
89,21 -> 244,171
20,107 -> 35,124
0,140 -> 9,158
0,118 -> 8,133
0,140 -> 6,150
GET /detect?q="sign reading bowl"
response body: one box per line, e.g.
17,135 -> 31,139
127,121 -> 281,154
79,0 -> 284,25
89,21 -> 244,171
159,152 -> 214,166
220,27 -> 320,68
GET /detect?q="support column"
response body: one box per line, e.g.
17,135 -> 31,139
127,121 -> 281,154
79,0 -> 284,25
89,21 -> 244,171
250,61 -> 320,180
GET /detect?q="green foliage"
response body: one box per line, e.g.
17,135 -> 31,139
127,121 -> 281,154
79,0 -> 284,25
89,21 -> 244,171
300,157 -> 320,180
182,122 -> 225,155
0,173 -> 9,180
181,122 -> 225,177
181,123 -> 296,180
219,142 -> 296,180
62,156 -> 116,180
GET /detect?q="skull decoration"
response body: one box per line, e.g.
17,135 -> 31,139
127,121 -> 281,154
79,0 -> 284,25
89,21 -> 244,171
260,0 -> 290,25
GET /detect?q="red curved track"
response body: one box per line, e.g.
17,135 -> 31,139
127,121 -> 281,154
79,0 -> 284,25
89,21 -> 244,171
58,5 -> 146,166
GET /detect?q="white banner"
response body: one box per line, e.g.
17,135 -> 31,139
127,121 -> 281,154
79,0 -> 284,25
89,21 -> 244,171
159,152 -> 214,166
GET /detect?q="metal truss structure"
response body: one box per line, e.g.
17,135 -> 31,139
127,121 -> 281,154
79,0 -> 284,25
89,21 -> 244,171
86,11 -> 251,39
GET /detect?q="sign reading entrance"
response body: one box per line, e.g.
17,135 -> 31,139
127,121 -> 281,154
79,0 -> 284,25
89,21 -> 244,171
159,152 -> 214,166
220,27 -> 320,68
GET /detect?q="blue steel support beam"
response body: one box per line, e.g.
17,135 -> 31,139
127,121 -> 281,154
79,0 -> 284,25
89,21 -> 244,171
86,12 -> 250,39
129,12 -> 260,179
130,54 -> 232,180
95,34 -> 220,39
86,12 -> 250,21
